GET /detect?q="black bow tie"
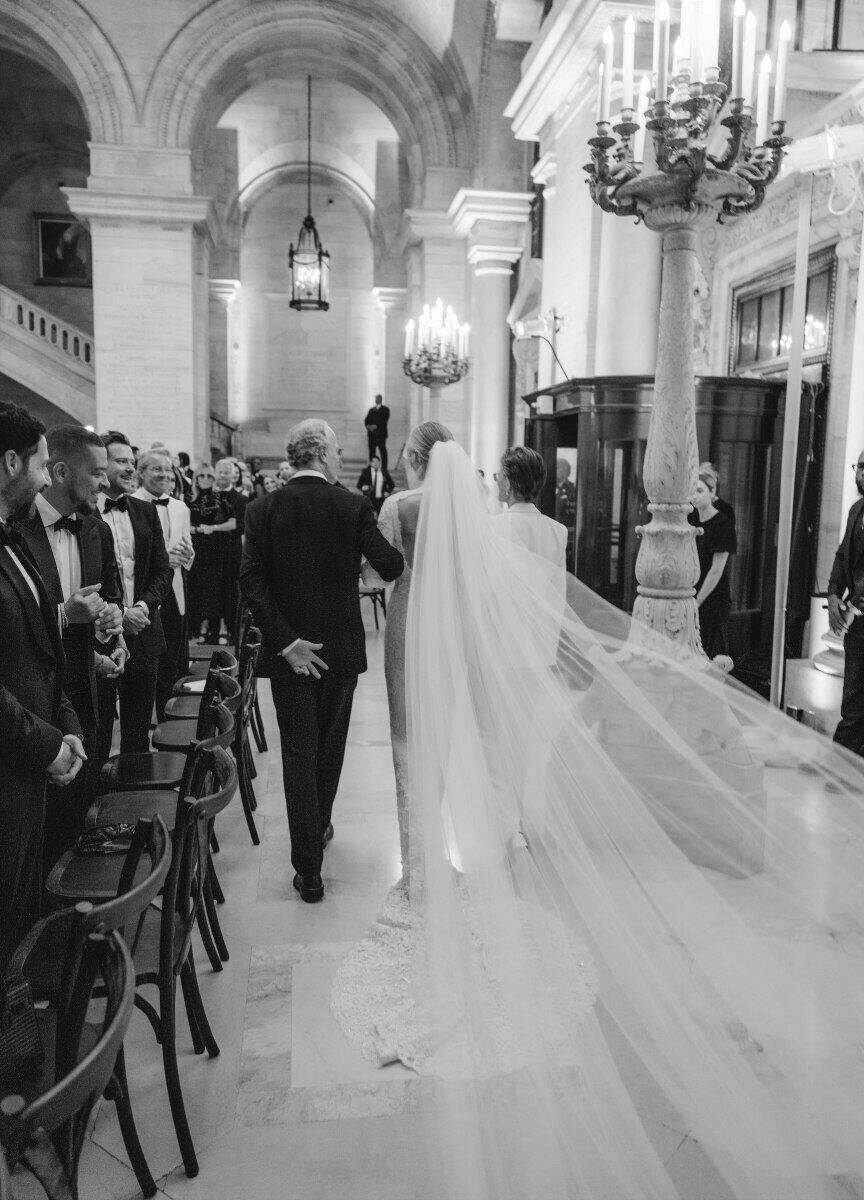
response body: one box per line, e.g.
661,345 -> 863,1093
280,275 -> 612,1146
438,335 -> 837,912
0,521 -> 27,553
104,496 -> 128,513
152,497 -> 170,507
53,513 -> 81,534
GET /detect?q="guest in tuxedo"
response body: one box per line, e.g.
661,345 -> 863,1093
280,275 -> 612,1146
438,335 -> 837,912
241,419 -> 404,903
828,449 -> 864,754
133,448 -> 195,719
0,403 -> 85,968
364,394 -> 390,468
97,430 -> 173,754
17,425 -> 127,863
356,454 -> 394,514
215,457 -> 248,638
555,458 -> 577,573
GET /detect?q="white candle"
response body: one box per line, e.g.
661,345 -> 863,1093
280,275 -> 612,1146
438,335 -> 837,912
679,0 -> 692,64
656,0 -> 671,99
634,74 -> 651,160
756,53 -> 771,143
742,9 -> 757,104
652,0 -> 661,88
731,0 -> 745,97
601,26 -> 614,120
689,0 -> 703,81
672,34 -> 684,77
701,0 -> 720,72
773,20 -> 791,122
596,62 -> 605,122
404,319 -> 415,359
622,15 -> 636,109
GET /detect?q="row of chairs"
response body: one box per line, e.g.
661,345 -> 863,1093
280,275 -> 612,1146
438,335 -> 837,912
1,614 -> 267,1197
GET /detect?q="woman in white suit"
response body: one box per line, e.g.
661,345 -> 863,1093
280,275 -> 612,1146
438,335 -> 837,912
495,446 -> 567,570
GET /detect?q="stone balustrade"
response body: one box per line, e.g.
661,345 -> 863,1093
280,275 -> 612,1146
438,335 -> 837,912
0,285 -> 94,371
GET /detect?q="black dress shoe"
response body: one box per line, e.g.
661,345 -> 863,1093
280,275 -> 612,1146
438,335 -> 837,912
322,822 -> 334,848
293,872 -> 324,903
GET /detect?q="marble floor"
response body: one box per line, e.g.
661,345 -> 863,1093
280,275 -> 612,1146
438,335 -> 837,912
61,612 -> 864,1200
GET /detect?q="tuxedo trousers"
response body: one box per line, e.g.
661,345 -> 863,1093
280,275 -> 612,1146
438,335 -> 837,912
835,616 -> 864,754
95,636 -> 158,759
271,672 -> 357,878
156,589 -> 187,721
43,659 -> 98,872
367,431 -> 388,469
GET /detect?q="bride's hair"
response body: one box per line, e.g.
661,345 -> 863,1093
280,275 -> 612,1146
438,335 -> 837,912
405,421 -> 453,479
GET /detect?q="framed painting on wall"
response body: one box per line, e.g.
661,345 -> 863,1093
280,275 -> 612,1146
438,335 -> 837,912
33,213 -> 91,286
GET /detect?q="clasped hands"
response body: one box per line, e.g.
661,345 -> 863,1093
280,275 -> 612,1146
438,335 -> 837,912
169,534 -> 194,568
281,639 -> 328,680
47,734 -> 87,787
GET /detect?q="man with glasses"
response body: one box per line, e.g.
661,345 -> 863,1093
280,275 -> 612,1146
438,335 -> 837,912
134,449 -> 194,718
827,451 -> 864,753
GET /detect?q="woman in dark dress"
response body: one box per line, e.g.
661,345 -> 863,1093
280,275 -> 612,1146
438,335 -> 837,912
189,463 -> 236,642
690,473 -> 736,659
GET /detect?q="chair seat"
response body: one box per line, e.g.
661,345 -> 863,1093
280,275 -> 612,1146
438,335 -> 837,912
101,751 -> 187,791
188,640 -> 223,660
163,694 -> 202,719
44,842 -> 159,906
178,661 -> 212,681
85,789 -> 178,832
151,720 -> 198,752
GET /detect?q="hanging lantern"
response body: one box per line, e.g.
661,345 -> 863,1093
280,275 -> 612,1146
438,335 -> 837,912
289,76 -> 330,312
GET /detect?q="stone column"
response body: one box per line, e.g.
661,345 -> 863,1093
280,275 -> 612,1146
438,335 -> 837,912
209,279 -> 241,426
372,285 -> 410,460
449,189 -> 532,475
63,146 -> 214,460
595,208 -> 661,375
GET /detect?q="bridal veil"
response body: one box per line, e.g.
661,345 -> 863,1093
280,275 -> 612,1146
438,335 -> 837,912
403,440 -> 864,1199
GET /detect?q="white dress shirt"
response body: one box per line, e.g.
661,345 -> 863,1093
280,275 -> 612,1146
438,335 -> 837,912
98,493 -> 136,609
132,487 -> 193,615
35,493 -> 82,601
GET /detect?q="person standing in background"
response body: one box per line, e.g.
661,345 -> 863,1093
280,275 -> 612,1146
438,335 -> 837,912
364,394 -> 390,469
690,472 -> 736,660
134,448 -> 195,719
828,450 -> 864,754
215,457 -> 248,639
17,424 -> 126,864
97,431 -> 173,754
357,453 -> 394,514
0,402 -> 85,969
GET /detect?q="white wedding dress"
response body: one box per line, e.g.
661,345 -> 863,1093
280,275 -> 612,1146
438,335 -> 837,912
332,442 -> 864,1200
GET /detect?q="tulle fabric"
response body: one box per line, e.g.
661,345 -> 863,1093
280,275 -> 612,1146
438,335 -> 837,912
404,441 -> 864,1200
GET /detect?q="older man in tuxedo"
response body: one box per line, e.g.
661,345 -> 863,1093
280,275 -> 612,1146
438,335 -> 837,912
133,447 -> 194,718
17,424 -> 126,863
97,430 -> 173,755
357,454 -> 394,514
0,403 -> 85,968
828,448 -> 864,754
241,419 -> 404,903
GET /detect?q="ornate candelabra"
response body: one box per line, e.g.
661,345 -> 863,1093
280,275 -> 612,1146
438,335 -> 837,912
402,299 -> 470,394
584,12 -> 791,656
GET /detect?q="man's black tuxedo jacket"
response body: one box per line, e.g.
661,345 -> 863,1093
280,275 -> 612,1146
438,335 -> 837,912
828,497 -> 864,601
18,511 -> 123,725
356,465 -> 394,497
365,405 -> 390,435
106,496 -> 174,658
240,476 -> 404,679
0,540 -> 82,804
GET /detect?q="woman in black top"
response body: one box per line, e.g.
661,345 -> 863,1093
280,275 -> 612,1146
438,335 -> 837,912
188,464 -> 237,642
690,474 -> 736,659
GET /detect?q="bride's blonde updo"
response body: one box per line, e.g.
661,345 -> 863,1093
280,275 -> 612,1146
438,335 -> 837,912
404,421 -> 454,480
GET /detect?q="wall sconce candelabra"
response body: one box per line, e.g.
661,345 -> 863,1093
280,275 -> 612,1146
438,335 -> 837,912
584,0 -> 792,656
403,298 -> 470,390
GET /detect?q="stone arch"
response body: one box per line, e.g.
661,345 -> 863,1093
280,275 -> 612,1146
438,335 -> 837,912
145,0 -> 476,195
0,0 -> 138,143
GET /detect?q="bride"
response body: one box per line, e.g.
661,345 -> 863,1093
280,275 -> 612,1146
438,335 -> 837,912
333,426 -> 864,1200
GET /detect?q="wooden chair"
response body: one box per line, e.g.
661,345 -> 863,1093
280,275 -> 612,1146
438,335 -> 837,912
162,628 -> 263,846
0,929 -> 134,1200
359,583 -> 387,630
40,749 -> 238,1179
99,676 -> 238,793
10,818 -> 170,1197
73,724 -> 235,973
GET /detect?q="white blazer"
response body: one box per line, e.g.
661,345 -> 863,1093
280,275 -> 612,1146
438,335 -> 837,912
132,489 -> 194,615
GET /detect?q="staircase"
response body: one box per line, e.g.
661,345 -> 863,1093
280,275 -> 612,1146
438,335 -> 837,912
0,285 -> 95,425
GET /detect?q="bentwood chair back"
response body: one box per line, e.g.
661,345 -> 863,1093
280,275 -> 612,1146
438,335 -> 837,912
0,930 -> 134,1200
